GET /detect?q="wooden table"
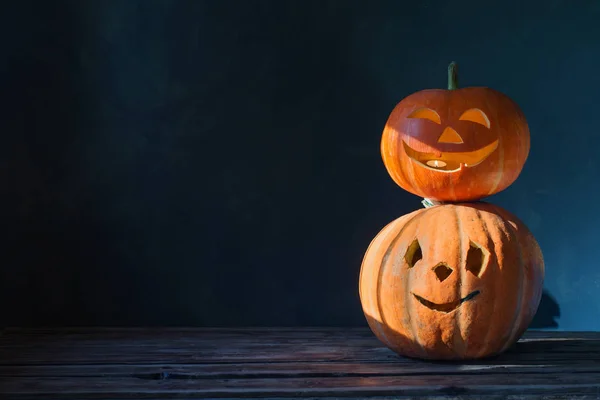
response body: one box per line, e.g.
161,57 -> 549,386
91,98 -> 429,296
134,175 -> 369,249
0,328 -> 599,399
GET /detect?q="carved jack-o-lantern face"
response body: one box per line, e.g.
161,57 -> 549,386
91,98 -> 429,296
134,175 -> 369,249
405,237 -> 486,313
381,63 -> 531,202
402,106 -> 498,172
359,203 -> 544,360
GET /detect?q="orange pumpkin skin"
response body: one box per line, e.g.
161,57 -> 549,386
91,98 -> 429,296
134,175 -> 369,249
359,202 -> 544,360
381,67 -> 530,202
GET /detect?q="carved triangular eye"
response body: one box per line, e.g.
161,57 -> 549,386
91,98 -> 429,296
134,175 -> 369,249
466,241 -> 488,277
404,239 -> 422,268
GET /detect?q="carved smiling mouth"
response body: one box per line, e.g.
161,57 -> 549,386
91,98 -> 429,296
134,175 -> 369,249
403,141 -> 499,172
412,290 -> 481,313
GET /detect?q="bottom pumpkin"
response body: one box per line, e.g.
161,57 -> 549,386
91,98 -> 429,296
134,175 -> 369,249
359,202 -> 544,360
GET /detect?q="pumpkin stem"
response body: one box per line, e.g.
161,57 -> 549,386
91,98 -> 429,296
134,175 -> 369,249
448,62 -> 458,90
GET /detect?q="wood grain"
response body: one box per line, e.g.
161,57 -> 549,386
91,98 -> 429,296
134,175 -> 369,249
0,328 -> 599,399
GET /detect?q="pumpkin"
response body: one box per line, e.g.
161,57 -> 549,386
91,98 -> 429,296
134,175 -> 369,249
381,62 -> 530,202
359,202 -> 544,360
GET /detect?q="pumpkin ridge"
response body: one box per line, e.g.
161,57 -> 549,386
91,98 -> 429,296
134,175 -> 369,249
487,116 -> 504,196
402,123 -> 421,193
447,173 -> 458,202
359,220 -> 395,349
477,208 -> 506,353
473,208 -> 494,357
376,209 -> 428,357
453,205 -> 467,356
499,214 -> 526,353
380,125 -> 405,190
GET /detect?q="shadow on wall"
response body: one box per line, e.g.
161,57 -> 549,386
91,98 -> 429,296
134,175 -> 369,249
529,289 -> 560,329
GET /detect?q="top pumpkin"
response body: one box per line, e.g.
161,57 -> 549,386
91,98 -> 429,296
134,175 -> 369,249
381,62 -> 530,202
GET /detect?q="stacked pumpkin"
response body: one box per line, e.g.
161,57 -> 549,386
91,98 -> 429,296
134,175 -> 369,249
359,63 -> 544,360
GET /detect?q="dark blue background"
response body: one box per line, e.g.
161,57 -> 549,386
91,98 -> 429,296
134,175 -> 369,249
1,0 -> 597,329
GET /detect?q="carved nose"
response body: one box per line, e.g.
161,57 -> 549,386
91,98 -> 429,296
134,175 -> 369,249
438,126 -> 463,144
433,263 -> 453,282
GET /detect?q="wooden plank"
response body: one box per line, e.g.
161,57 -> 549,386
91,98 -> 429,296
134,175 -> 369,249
1,373 -> 599,399
1,337 -> 597,353
142,397 -> 600,400
0,336 -> 382,348
0,330 -> 377,347
1,329 -> 597,354
0,327 -> 374,339
9,397 -> 591,400
1,345 -> 599,365
0,329 -> 597,351
2,326 -> 600,338
195,397 -> 600,400
1,328 -> 598,399
2,335 -> 598,349
1,337 -> 599,365
1,327 -> 596,338
0,347 -> 392,365
1,359 -> 599,378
